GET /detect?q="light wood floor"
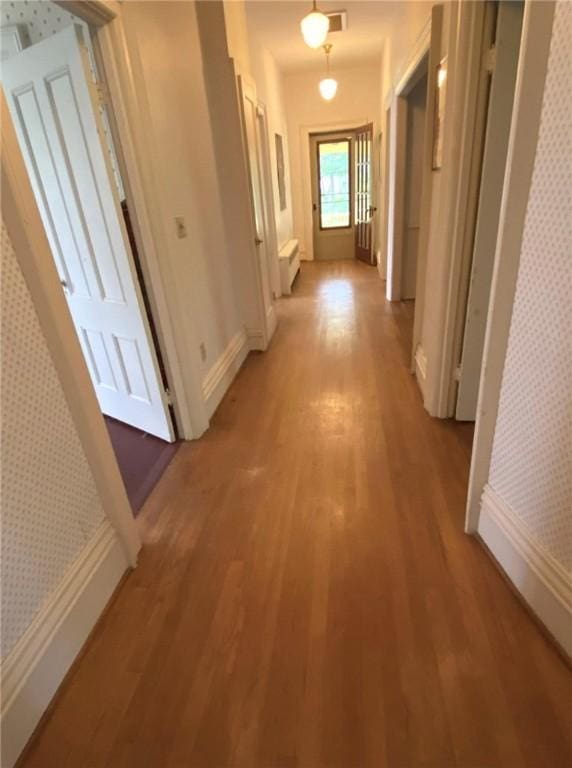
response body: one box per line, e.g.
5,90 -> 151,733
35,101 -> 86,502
21,261 -> 572,768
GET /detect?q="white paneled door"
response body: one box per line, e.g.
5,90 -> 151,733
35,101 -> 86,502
238,75 -> 277,348
3,25 -> 174,440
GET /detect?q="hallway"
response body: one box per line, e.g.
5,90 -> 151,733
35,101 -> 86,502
21,262 -> 572,768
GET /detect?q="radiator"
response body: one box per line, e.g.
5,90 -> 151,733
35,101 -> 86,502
278,239 -> 300,296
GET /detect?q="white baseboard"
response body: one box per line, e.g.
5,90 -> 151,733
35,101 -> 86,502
0,520 -> 129,768
414,344 -> 427,381
202,329 -> 248,419
479,484 -> 572,657
245,327 -> 266,352
414,344 -> 427,399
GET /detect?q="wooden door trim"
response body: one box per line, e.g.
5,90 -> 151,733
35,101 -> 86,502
301,119 -> 372,261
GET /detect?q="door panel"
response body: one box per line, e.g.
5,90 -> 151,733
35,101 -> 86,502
311,133 -> 354,261
402,74 -> 428,298
238,76 -> 276,347
354,123 -> 375,264
456,1 -> 524,420
3,25 -> 174,440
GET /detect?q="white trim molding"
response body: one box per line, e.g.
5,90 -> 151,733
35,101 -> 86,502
479,485 -> 572,658
202,329 -> 249,419
246,327 -> 267,351
0,520 -> 129,768
414,344 -> 428,396
465,0 -> 557,532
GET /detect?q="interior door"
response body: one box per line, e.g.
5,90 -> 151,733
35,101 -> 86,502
311,132 -> 354,261
402,75 -> 428,298
238,76 -> 277,348
456,1 -> 524,420
354,123 -> 375,264
2,25 -> 174,440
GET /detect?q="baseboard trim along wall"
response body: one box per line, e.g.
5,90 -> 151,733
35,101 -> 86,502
414,344 -> 428,397
202,329 -> 249,419
245,327 -> 266,352
0,519 -> 129,768
478,484 -> 572,658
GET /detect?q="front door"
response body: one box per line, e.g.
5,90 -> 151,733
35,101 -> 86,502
354,123 -> 375,264
3,25 -> 175,440
311,132 -> 354,260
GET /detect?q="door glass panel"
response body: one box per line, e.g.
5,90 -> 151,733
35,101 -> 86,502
318,140 -> 350,229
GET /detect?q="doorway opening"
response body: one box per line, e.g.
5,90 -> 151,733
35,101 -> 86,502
1,2 -> 180,514
310,124 -> 376,264
452,0 -> 524,421
386,49 -> 429,366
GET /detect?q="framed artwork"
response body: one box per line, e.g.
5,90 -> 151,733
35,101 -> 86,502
432,56 -> 448,170
275,133 -> 287,211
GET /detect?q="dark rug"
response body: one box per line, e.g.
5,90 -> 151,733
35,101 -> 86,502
104,417 -> 180,516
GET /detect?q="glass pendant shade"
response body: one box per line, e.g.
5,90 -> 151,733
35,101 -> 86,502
319,77 -> 338,100
300,8 -> 329,49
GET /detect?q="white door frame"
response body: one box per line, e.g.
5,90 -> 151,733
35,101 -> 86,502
386,18 -> 431,302
255,99 -> 282,299
300,118 -> 373,262
59,0 -> 209,439
237,72 -> 278,350
1,90 -> 140,566
455,0 -> 524,421
465,0 -> 556,533
418,0 -> 496,417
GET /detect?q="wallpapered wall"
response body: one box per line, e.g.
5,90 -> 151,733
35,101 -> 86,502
0,222 -> 105,659
0,0 -> 124,199
488,1 -> 571,573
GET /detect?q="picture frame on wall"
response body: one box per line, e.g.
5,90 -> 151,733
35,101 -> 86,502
275,133 -> 287,211
432,56 -> 448,170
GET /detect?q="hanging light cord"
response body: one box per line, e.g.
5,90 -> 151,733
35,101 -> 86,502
323,43 -> 333,77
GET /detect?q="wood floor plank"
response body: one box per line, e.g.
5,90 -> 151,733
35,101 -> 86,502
18,261 -> 572,768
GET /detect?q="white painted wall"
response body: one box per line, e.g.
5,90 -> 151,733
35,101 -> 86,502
248,43 -> 294,251
478,0 -> 571,652
120,1 -> 243,386
383,2 -> 434,103
0,218 -> 130,766
284,64 -> 381,260
376,4 -> 431,276
0,220 -> 107,661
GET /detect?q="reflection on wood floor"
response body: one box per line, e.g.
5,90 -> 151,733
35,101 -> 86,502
21,261 -> 572,768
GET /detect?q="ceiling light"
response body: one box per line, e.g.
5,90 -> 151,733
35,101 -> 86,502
319,44 -> 338,101
319,78 -> 338,100
300,1 -> 330,49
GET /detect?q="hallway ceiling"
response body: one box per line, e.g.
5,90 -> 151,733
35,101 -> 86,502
245,0 -> 426,73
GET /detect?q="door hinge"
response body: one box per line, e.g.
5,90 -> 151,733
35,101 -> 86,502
95,82 -> 108,107
164,387 -> 173,406
453,364 -> 462,382
484,45 -> 496,74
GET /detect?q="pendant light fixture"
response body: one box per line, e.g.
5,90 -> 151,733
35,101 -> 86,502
300,1 -> 330,49
319,43 -> 338,101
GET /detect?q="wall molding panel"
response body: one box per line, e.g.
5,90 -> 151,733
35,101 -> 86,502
0,521 -> 128,768
479,485 -> 572,658
202,329 -> 249,419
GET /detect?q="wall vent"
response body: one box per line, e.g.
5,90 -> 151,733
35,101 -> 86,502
326,11 -> 347,33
